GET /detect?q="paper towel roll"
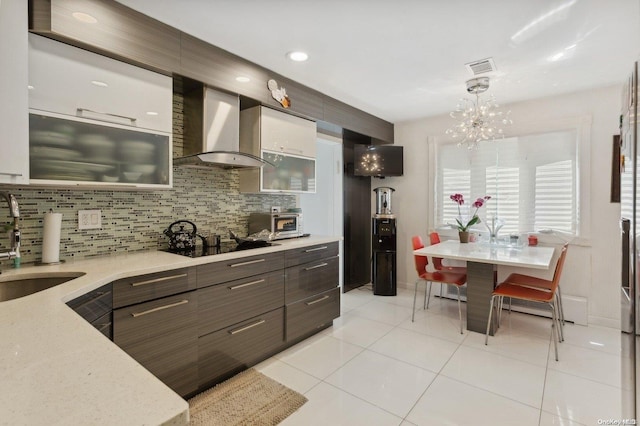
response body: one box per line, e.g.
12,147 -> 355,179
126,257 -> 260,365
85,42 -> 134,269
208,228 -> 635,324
42,212 -> 62,264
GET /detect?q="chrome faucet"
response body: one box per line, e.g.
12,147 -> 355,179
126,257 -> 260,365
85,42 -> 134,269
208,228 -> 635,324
0,193 -> 20,265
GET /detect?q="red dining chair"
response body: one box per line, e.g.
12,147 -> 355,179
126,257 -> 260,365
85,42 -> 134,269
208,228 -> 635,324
412,235 -> 467,334
485,244 -> 568,361
502,243 -> 569,332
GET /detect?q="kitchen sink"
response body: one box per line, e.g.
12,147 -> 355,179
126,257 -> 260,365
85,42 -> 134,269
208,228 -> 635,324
0,272 -> 85,302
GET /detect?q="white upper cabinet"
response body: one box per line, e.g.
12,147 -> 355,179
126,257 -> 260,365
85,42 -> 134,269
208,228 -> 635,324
27,34 -> 173,188
0,0 -> 29,185
28,34 -> 172,133
239,106 -> 317,193
242,106 -> 316,158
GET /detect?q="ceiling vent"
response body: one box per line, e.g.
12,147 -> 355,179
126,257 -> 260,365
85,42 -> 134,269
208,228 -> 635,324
465,57 -> 497,76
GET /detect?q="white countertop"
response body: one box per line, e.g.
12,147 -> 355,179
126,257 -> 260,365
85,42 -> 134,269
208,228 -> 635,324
0,236 -> 340,426
413,240 -> 556,269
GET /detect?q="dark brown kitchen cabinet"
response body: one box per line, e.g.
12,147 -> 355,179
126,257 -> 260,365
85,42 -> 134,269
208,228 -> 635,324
198,269 -> 284,336
286,287 -> 340,342
112,268 -> 198,397
112,267 -> 196,309
284,241 -> 340,268
196,252 -> 284,288
284,242 -> 340,342
114,291 -> 198,397
29,0 -> 180,74
66,283 -> 113,339
198,308 -> 284,389
285,255 -> 340,304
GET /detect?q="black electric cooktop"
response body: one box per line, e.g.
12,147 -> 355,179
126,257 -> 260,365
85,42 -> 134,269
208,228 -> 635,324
164,240 -> 276,258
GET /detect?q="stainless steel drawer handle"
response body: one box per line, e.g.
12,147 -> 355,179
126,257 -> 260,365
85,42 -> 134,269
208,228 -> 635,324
130,273 -> 187,287
229,319 -> 266,335
230,258 -> 266,268
0,172 -> 23,177
306,295 -> 330,306
304,246 -> 328,253
77,107 -> 138,125
305,262 -> 328,271
131,299 -> 189,317
229,279 -> 265,290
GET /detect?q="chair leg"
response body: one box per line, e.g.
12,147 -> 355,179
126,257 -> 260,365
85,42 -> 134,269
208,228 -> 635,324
557,286 -> 565,326
555,295 -> 564,342
456,286 -> 463,334
425,281 -> 432,309
485,295 -> 496,345
412,279 -> 419,322
550,302 -> 559,361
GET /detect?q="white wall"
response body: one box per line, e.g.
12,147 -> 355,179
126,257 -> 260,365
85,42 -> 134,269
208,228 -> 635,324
387,85 -> 623,328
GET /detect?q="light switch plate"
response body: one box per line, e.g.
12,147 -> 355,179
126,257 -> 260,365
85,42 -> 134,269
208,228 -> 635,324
78,210 -> 102,230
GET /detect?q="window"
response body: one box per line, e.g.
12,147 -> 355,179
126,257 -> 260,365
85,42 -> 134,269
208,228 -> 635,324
436,130 -> 578,235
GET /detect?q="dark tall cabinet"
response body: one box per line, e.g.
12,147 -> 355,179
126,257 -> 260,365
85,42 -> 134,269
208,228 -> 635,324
342,134 -> 371,292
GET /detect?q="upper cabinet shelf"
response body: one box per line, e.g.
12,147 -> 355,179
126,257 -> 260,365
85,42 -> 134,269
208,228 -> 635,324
28,34 -> 173,188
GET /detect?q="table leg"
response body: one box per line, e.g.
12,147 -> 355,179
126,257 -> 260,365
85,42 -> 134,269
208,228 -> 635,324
466,262 -> 498,335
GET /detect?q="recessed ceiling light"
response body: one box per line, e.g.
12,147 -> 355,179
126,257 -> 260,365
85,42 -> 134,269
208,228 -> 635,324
27,85 -> 34,90
548,52 -> 565,62
72,12 -> 98,24
287,51 -> 309,62
91,80 -> 108,87
235,76 -> 251,83
146,111 -> 159,116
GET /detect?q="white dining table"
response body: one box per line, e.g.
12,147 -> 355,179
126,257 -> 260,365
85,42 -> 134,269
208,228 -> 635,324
413,240 -> 556,335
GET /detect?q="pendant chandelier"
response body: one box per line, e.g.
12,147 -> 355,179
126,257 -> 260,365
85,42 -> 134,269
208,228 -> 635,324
445,77 -> 512,149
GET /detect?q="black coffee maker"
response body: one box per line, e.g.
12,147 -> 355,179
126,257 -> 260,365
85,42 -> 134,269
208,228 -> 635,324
372,187 -> 397,296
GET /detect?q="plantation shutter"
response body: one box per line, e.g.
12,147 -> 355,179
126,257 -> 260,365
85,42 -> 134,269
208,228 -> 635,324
436,130 -> 577,235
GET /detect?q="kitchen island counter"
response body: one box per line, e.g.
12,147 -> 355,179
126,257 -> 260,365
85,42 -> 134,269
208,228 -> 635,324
0,236 -> 340,426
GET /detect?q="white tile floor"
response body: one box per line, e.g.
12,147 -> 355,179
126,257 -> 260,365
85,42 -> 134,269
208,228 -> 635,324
255,285 -> 625,426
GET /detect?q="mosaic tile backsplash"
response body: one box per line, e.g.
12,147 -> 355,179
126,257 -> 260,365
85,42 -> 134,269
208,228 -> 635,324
0,89 -> 296,265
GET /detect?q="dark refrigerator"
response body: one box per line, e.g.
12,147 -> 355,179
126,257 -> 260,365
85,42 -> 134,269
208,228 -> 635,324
621,60 -> 638,420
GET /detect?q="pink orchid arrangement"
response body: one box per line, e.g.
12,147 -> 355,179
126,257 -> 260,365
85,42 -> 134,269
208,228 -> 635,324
450,194 -> 491,232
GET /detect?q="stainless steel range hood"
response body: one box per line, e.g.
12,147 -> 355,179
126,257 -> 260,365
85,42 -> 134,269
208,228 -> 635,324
176,84 -> 268,169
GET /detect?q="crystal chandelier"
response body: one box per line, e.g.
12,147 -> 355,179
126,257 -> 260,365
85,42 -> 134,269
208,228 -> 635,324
445,77 -> 512,149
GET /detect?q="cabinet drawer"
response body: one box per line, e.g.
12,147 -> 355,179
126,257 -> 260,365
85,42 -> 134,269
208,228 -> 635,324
113,291 -> 198,397
112,267 -> 195,308
198,270 -> 284,336
285,241 -> 339,268
198,308 -> 284,389
285,255 -> 339,303
197,251 -> 284,288
286,287 -> 340,342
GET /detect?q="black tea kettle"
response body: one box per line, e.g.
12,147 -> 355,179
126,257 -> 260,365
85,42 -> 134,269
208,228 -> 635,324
163,220 -> 206,251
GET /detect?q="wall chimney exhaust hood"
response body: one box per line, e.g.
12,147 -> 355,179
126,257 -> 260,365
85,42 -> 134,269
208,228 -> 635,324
176,84 -> 269,168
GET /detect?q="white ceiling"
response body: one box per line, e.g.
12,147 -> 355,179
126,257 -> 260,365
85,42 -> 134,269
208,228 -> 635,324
116,0 -> 640,123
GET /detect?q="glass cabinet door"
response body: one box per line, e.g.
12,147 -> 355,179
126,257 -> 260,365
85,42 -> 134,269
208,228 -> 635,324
29,111 -> 171,187
261,151 -> 316,193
